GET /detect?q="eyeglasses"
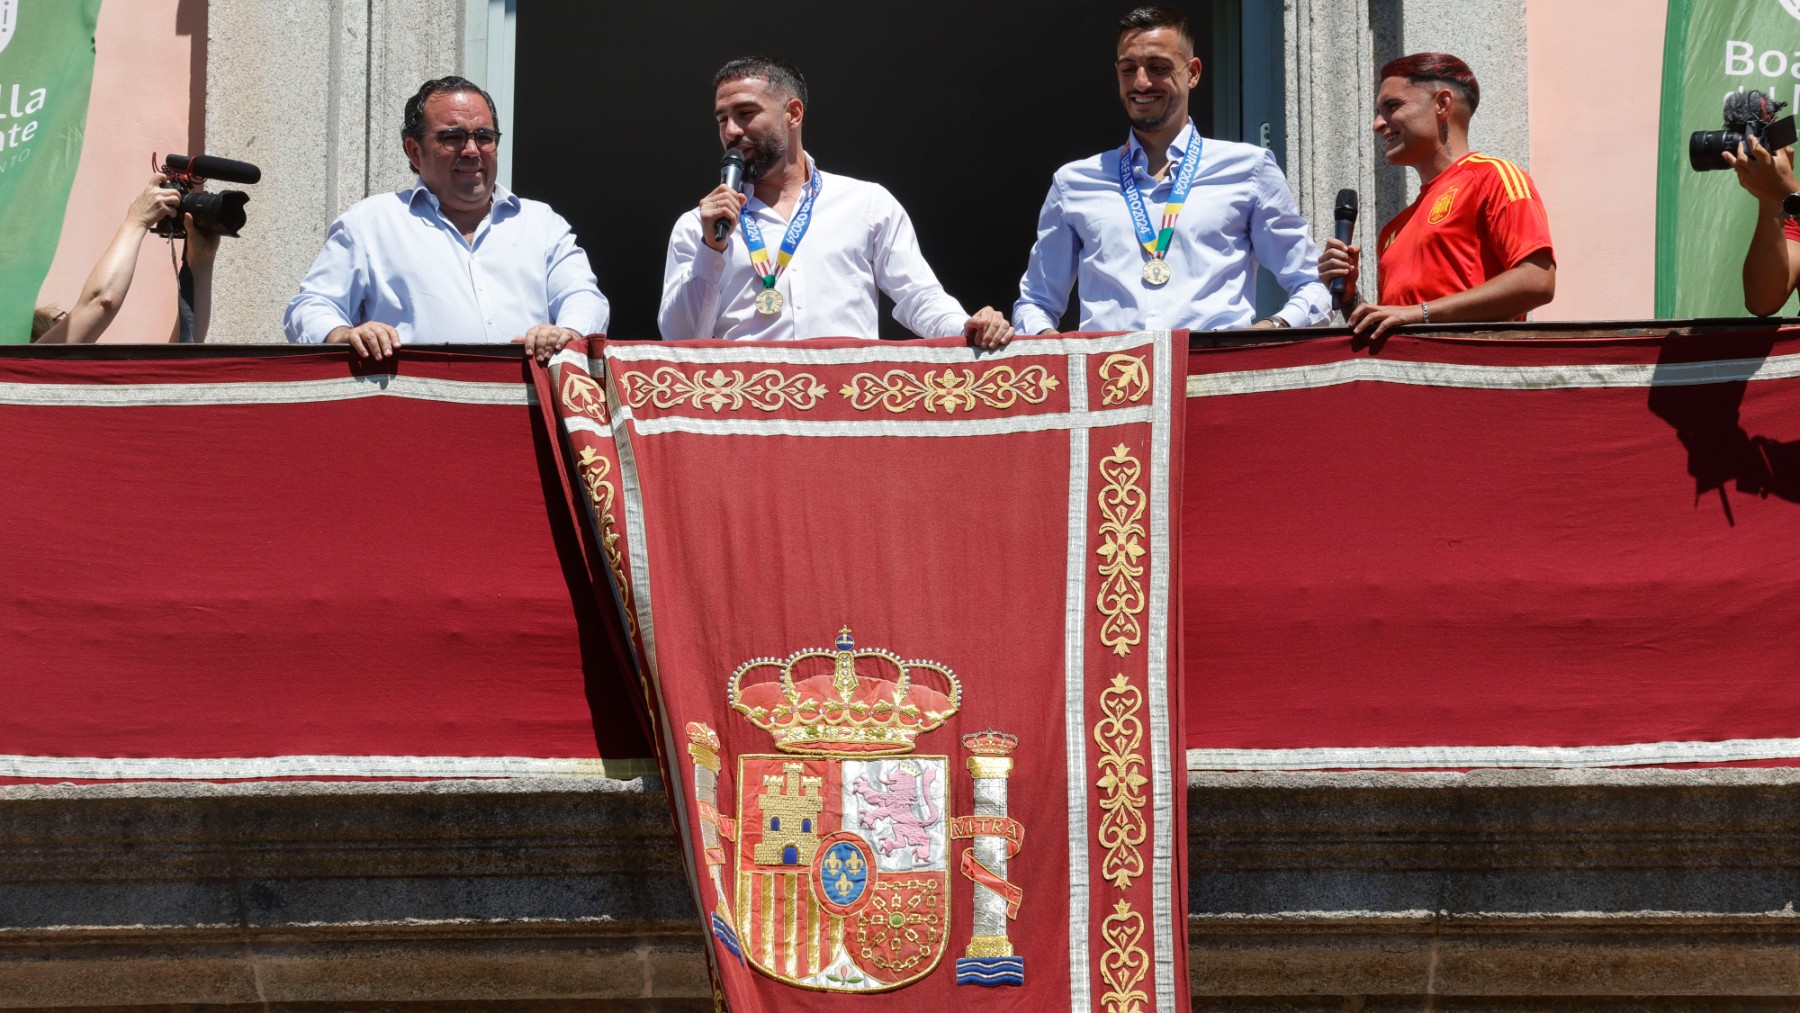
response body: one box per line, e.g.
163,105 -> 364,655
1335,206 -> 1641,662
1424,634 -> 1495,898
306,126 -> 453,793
431,129 -> 502,152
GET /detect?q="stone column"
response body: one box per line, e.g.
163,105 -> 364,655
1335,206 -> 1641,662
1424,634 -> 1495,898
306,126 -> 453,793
956,730 -> 1024,987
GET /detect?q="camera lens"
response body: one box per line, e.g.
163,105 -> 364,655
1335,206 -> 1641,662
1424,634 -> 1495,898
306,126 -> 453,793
1688,129 -> 1742,172
180,190 -> 250,237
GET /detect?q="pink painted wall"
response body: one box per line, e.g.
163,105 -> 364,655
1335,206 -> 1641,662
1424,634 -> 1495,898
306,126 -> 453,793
1527,0 -> 1666,321
35,0 -> 204,343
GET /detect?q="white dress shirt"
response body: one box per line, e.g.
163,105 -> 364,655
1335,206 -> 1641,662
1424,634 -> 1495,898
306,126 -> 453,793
284,180 -> 609,344
1013,123 -> 1332,333
659,163 -> 969,341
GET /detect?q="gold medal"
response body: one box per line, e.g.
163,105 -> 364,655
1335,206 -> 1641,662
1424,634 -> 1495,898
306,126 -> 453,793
1141,258 -> 1172,286
754,288 -> 785,316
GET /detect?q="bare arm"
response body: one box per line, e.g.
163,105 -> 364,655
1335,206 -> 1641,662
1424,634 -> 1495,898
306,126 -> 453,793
46,175 -> 180,344
1348,250 -> 1555,342
1724,138 -> 1800,316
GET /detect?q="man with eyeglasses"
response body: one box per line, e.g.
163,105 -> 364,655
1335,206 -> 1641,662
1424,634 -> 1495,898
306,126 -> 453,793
284,76 -> 608,360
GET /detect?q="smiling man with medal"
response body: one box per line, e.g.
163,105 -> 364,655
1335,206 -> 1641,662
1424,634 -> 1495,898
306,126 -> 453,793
660,57 -> 1014,349
1013,6 -> 1332,335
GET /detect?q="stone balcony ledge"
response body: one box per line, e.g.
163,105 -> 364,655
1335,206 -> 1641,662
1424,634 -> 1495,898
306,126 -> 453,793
7,769 -> 1800,1009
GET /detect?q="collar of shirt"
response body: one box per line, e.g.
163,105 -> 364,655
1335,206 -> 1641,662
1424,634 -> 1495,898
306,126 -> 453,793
1123,120 -> 1197,188
739,155 -> 819,219
401,178 -> 520,234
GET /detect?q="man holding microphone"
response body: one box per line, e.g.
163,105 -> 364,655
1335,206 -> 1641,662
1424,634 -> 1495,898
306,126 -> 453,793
659,56 -> 1013,349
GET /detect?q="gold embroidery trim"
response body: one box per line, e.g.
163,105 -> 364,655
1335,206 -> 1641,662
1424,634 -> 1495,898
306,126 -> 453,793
840,364 -> 1060,414
1096,444 -> 1147,657
620,366 -> 828,413
965,934 -> 1014,958
560,370 -> 608,422
576,446 -> 640,643
1098,353 -> 1150,405
1094,673 -> 1148,890
1099,900 -> 1149,1013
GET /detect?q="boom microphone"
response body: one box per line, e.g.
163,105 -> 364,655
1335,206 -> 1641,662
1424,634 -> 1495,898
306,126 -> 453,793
716,150 -> 746,244
1330,188 -> 1358,305
164,153 -> 263,185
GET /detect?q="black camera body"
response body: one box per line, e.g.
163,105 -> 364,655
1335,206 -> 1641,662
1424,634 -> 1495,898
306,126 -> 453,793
151,152 -> 261,238
1689,90 -> 1797,172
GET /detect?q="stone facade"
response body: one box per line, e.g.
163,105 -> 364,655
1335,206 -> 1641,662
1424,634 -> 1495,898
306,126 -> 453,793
8,770 -> 1800,1008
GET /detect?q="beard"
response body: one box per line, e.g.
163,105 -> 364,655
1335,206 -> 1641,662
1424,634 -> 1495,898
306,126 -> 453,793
1124,92 -> 1176,133
740,131 -> 788,182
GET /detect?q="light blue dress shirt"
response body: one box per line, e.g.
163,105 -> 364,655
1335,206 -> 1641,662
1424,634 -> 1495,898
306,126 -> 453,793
284,180 -> 609,344
1013,123 -> 1331,333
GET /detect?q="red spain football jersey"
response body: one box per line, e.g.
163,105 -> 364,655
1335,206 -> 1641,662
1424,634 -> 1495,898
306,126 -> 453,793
1375,152 -> 1555,313
1786,217 -> 1800,244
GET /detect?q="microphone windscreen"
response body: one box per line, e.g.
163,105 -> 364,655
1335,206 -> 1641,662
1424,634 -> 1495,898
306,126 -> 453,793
1333,188 -> 1358,219
721,150 -> 745,169
183,154 -> 263,185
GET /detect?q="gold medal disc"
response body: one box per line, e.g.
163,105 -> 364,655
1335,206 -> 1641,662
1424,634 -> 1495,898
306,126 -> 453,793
755,288 -> 785,316
1142,258 -> 1172,286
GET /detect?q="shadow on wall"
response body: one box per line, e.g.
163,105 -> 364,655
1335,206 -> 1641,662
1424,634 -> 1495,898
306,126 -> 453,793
176,0 -> 206,155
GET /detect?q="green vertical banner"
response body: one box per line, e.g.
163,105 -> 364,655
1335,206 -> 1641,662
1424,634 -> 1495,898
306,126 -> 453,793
1656,0 -> 1800,318
0,0 -> 102,343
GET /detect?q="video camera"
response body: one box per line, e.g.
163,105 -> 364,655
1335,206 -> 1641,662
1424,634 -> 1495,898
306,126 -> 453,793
1689,90 -> 1797,172
151,152 -> 262,238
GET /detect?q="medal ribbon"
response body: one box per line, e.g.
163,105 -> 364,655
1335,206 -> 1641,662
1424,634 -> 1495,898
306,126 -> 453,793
1116,122 -> 1201,261
739,166 -> 823,290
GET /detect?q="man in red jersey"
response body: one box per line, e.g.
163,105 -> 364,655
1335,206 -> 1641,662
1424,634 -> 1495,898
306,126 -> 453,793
1319,53 -> 1555,342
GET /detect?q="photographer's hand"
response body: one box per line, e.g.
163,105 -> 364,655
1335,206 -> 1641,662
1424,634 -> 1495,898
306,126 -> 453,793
1723,136 -> 1798,206
127,174 -> 182,231
183,214 -> 220,267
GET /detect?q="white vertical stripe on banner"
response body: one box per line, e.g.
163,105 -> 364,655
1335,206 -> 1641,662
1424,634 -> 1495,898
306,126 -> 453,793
1146,330 -> 1177,1012
1064,352 -> 1093,1013
603,350 -> 706,926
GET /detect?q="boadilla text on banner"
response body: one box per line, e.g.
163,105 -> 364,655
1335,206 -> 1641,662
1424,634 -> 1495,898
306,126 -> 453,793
541,333 -> 1189,1011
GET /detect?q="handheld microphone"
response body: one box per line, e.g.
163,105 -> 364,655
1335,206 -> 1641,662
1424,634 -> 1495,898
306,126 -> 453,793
1330,188 -> 1358,305
164,153 -> 262,185
715,150 -> 746,244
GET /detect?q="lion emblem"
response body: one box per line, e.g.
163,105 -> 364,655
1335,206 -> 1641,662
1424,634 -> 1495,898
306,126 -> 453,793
851,762 -> 941,863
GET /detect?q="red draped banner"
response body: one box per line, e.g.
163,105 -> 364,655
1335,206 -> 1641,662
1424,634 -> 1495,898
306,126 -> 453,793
541,333 -> 1190,1012
1183,327 -> 1800,770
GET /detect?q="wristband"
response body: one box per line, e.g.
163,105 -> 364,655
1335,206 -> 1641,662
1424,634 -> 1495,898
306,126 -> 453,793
1258,316 -> 1290,328
1419,302 -> 1430,325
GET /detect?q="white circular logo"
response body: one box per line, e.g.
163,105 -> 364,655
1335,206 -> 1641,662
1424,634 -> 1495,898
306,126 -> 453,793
0,1 -> 17,57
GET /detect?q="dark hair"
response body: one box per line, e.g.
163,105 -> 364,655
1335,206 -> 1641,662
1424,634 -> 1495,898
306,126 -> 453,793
713,56 -> 809,108
1117,6 -> 1194,50
402,76 -> 500,143
1379,53 -> 1480,115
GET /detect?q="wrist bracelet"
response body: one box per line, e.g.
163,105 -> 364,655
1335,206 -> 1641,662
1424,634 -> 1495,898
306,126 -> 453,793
1419,301 -> 1430,324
